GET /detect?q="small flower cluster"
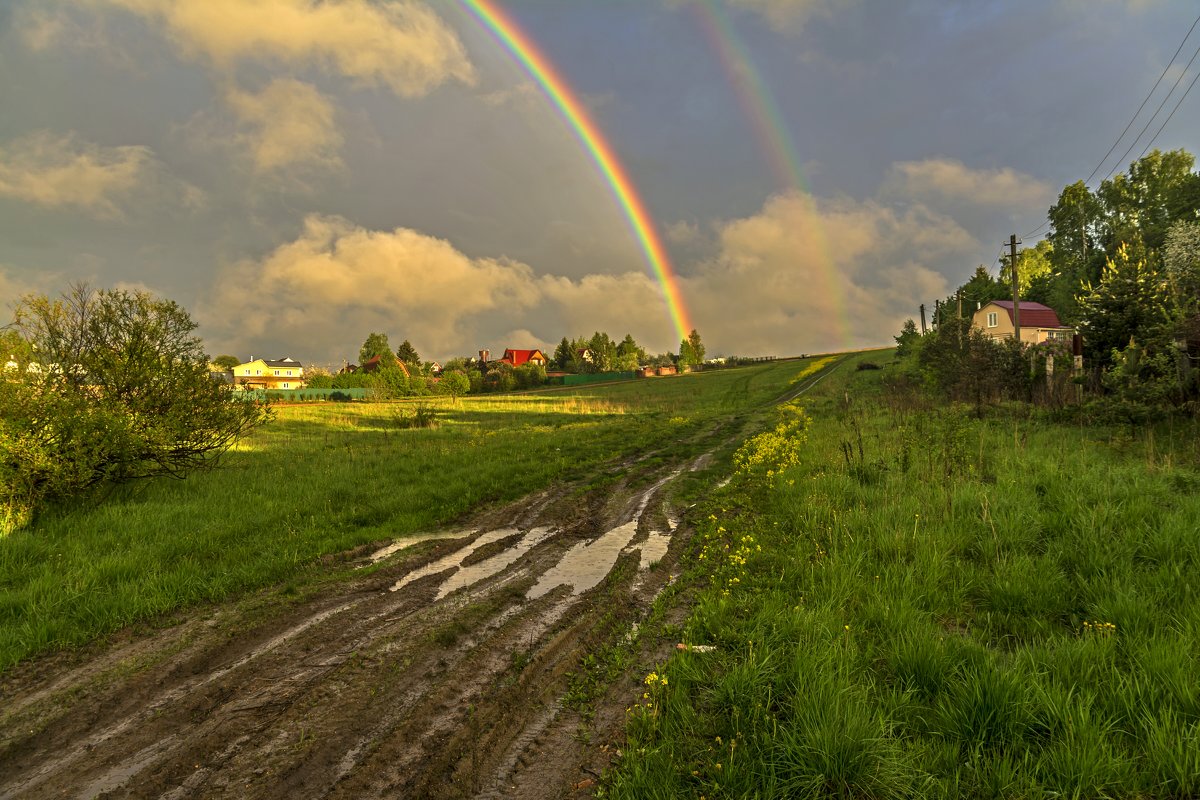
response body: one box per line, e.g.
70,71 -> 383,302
732,401 -> 811,479
644,671 -> 669,688
1082,620 -> 1117,636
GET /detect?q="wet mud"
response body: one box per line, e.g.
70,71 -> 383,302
0,452 -> 710,799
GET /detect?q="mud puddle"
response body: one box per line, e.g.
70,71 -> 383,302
365,529 -> 474,564
0,455 -> 706,800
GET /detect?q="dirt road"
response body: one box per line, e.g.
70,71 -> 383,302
0,449 -> 708,799
0,364 -> 841,799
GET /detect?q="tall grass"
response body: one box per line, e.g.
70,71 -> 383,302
0,362 -> 820,672
604,354 -> 1200,799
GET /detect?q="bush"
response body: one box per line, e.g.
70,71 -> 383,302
1,285 -> 271,534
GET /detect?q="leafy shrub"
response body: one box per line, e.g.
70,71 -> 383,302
1,285 -> 271,534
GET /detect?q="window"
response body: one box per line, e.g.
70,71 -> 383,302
274,370 -> 280,376
286,370 -> 293,376
282,382 -> 289,388
255,370 -> 261,375
987,312 -> 998,328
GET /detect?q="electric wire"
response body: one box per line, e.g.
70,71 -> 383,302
1084,11 -> 1200,187
1019,12 -> 1200,244
1136,64 -> 1200,160
1102,37 -> 1200,182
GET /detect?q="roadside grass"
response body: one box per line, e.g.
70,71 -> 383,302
0,361 -> 824,672
604,355 -> 1200,799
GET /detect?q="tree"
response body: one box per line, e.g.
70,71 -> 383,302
1000,239 -> 1053,299
894,319 -> 920,358
1,285 -> 271,534
617,333 -> 646,363
211,354 -> 241,371
552,337 -> 573,371
1077,243 -> 1171,368
305,366 -> 333,389
395,339 -> 420,368
1047,180 -> 1105,318
359,332 -> 392,365
437,369 -> 470,401
679,329 -> 705,368
1164,220 -> 1200,318
588,331 -> 617,373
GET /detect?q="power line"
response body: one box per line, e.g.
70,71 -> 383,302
1102,37 -> 1200,182
1083,11 -> 1200,187
1137,63 -> 1200,160
1019,12 -> 1200,243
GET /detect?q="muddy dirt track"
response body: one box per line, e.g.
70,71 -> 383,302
0,441 -> 745,799
0,365 -> 840,799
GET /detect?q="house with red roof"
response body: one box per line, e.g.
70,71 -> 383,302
498,348 -> 547,367
973,300 -> 1075,345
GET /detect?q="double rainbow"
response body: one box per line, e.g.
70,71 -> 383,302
693,0 -> 849,347
460,0 -> 693,344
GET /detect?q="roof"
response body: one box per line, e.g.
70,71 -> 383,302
361,354 -> 410,377
501,349 -> 546,366
987,300 -> 1067,329
263,357 -> 303,369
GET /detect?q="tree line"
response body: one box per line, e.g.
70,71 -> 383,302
297,328 -> 707,398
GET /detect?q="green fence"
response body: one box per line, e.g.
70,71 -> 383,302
551,371 -> 638,386
236,387 -> 374,402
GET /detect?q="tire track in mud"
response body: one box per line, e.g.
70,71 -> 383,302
1,459 -> 693,800
2,360 -> 846,799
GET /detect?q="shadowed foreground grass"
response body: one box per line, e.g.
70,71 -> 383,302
0,361 -> 825,672
605,357 -> 1200,799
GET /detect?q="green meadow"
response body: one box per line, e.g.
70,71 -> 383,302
605,354 -> 1200,799
0,362 -> 819,672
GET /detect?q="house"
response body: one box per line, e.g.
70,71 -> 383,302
973,301 -> 1075,346
233,357 -> 306,390
498,348 -> 548,367
638,365 -> 656,378
656,365 -> 677,376
360,354 -> 411,377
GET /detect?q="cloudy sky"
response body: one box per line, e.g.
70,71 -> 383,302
1,0 -> 1198,366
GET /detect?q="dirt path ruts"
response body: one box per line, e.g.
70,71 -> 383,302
1,454 -> 700,800
1,361 -> 844,799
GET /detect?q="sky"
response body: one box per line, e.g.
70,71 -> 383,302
1,0 -> 1199,368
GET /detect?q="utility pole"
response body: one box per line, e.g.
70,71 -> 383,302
1009,234 -> 1021,344
956,290 -> 963,344
919,303 -> 927,334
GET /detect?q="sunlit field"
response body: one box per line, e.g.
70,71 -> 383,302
0,362 -> 820,672
606,354 -> 1200,798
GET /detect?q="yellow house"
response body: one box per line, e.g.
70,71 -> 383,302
233,357 -> 305,390
972,301 -> 1075,346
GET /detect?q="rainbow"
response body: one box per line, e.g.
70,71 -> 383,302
459,0 -> 693,344
693,0 -> 850,346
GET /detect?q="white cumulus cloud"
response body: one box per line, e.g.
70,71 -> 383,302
0,131 -> 154,217
89,0 -> 475,96
226,79 -> 343,173
884,158 -> 1055,210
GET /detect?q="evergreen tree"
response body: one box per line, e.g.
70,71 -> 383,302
395,339 -> 420,368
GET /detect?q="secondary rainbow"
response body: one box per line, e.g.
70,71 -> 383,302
693,0 -> 850,346
459,0 -> 693,343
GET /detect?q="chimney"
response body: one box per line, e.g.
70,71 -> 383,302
479,349 -> 489,363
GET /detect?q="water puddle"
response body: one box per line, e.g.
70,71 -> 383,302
527,521 -> 640,600
633,529 -> 671,570
367,530 -> 474,564
390,527 -> 552,600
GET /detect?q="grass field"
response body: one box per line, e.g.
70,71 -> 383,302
605,354 -> 1200,799
0,361 -> 825,672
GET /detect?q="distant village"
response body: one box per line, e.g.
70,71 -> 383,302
207,330 -> 741,397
